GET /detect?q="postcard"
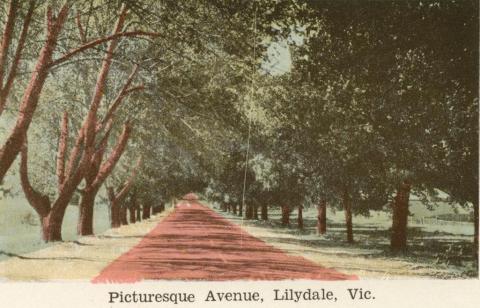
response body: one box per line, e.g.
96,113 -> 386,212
0,0 -> 478,307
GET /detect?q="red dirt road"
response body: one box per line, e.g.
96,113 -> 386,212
93,202 -> 357,283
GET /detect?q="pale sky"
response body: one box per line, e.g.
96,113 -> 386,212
261,30 -> 304,76
261,40 -> 292,75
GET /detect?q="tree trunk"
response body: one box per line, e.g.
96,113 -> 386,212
261,204 -> 268,220
142,204 -> 151,219
120,206 -> 128,225
253,204 -> 259,220
129,206 -> 136,223
160,202 -> 165,212
136,206 -> 141,222
110,202 -> 121,228
281,204 -> 290,226
221,203 -> 227,212
41,212 -> 63,242
245,204 -> 253,219
232,204 -> 237,215
297,205 -> 304,230
77,190 -> 96,236
343,189 -> 354,244
390,181 -> 411,253
239,202 -> 243,216
317,199 -> 327,234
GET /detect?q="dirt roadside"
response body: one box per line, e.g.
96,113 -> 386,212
213,207 -> 468,279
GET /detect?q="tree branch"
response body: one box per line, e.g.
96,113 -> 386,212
75,11 -> 87,43
98,65 -> 142,131
115,157 -> 142,202
0,0 -> 35,115
64,128 -> 84,181
20,141 -> 51,218
56,111 -> 68,188
83,4 -> 128,153
0,0 -> 18,87
88,119 -> 114,184
91,122 -> 132,189
49,31 -> 162,68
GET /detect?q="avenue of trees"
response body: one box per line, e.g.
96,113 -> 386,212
0,0 -> 478,267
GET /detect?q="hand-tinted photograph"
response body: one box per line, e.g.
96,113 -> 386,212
0,0 -> 478,283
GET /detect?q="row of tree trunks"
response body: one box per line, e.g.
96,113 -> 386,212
222,201 -> 268,221
317,199 -> 327,234
110,202 -> 156,228
244,203 -> 262,220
